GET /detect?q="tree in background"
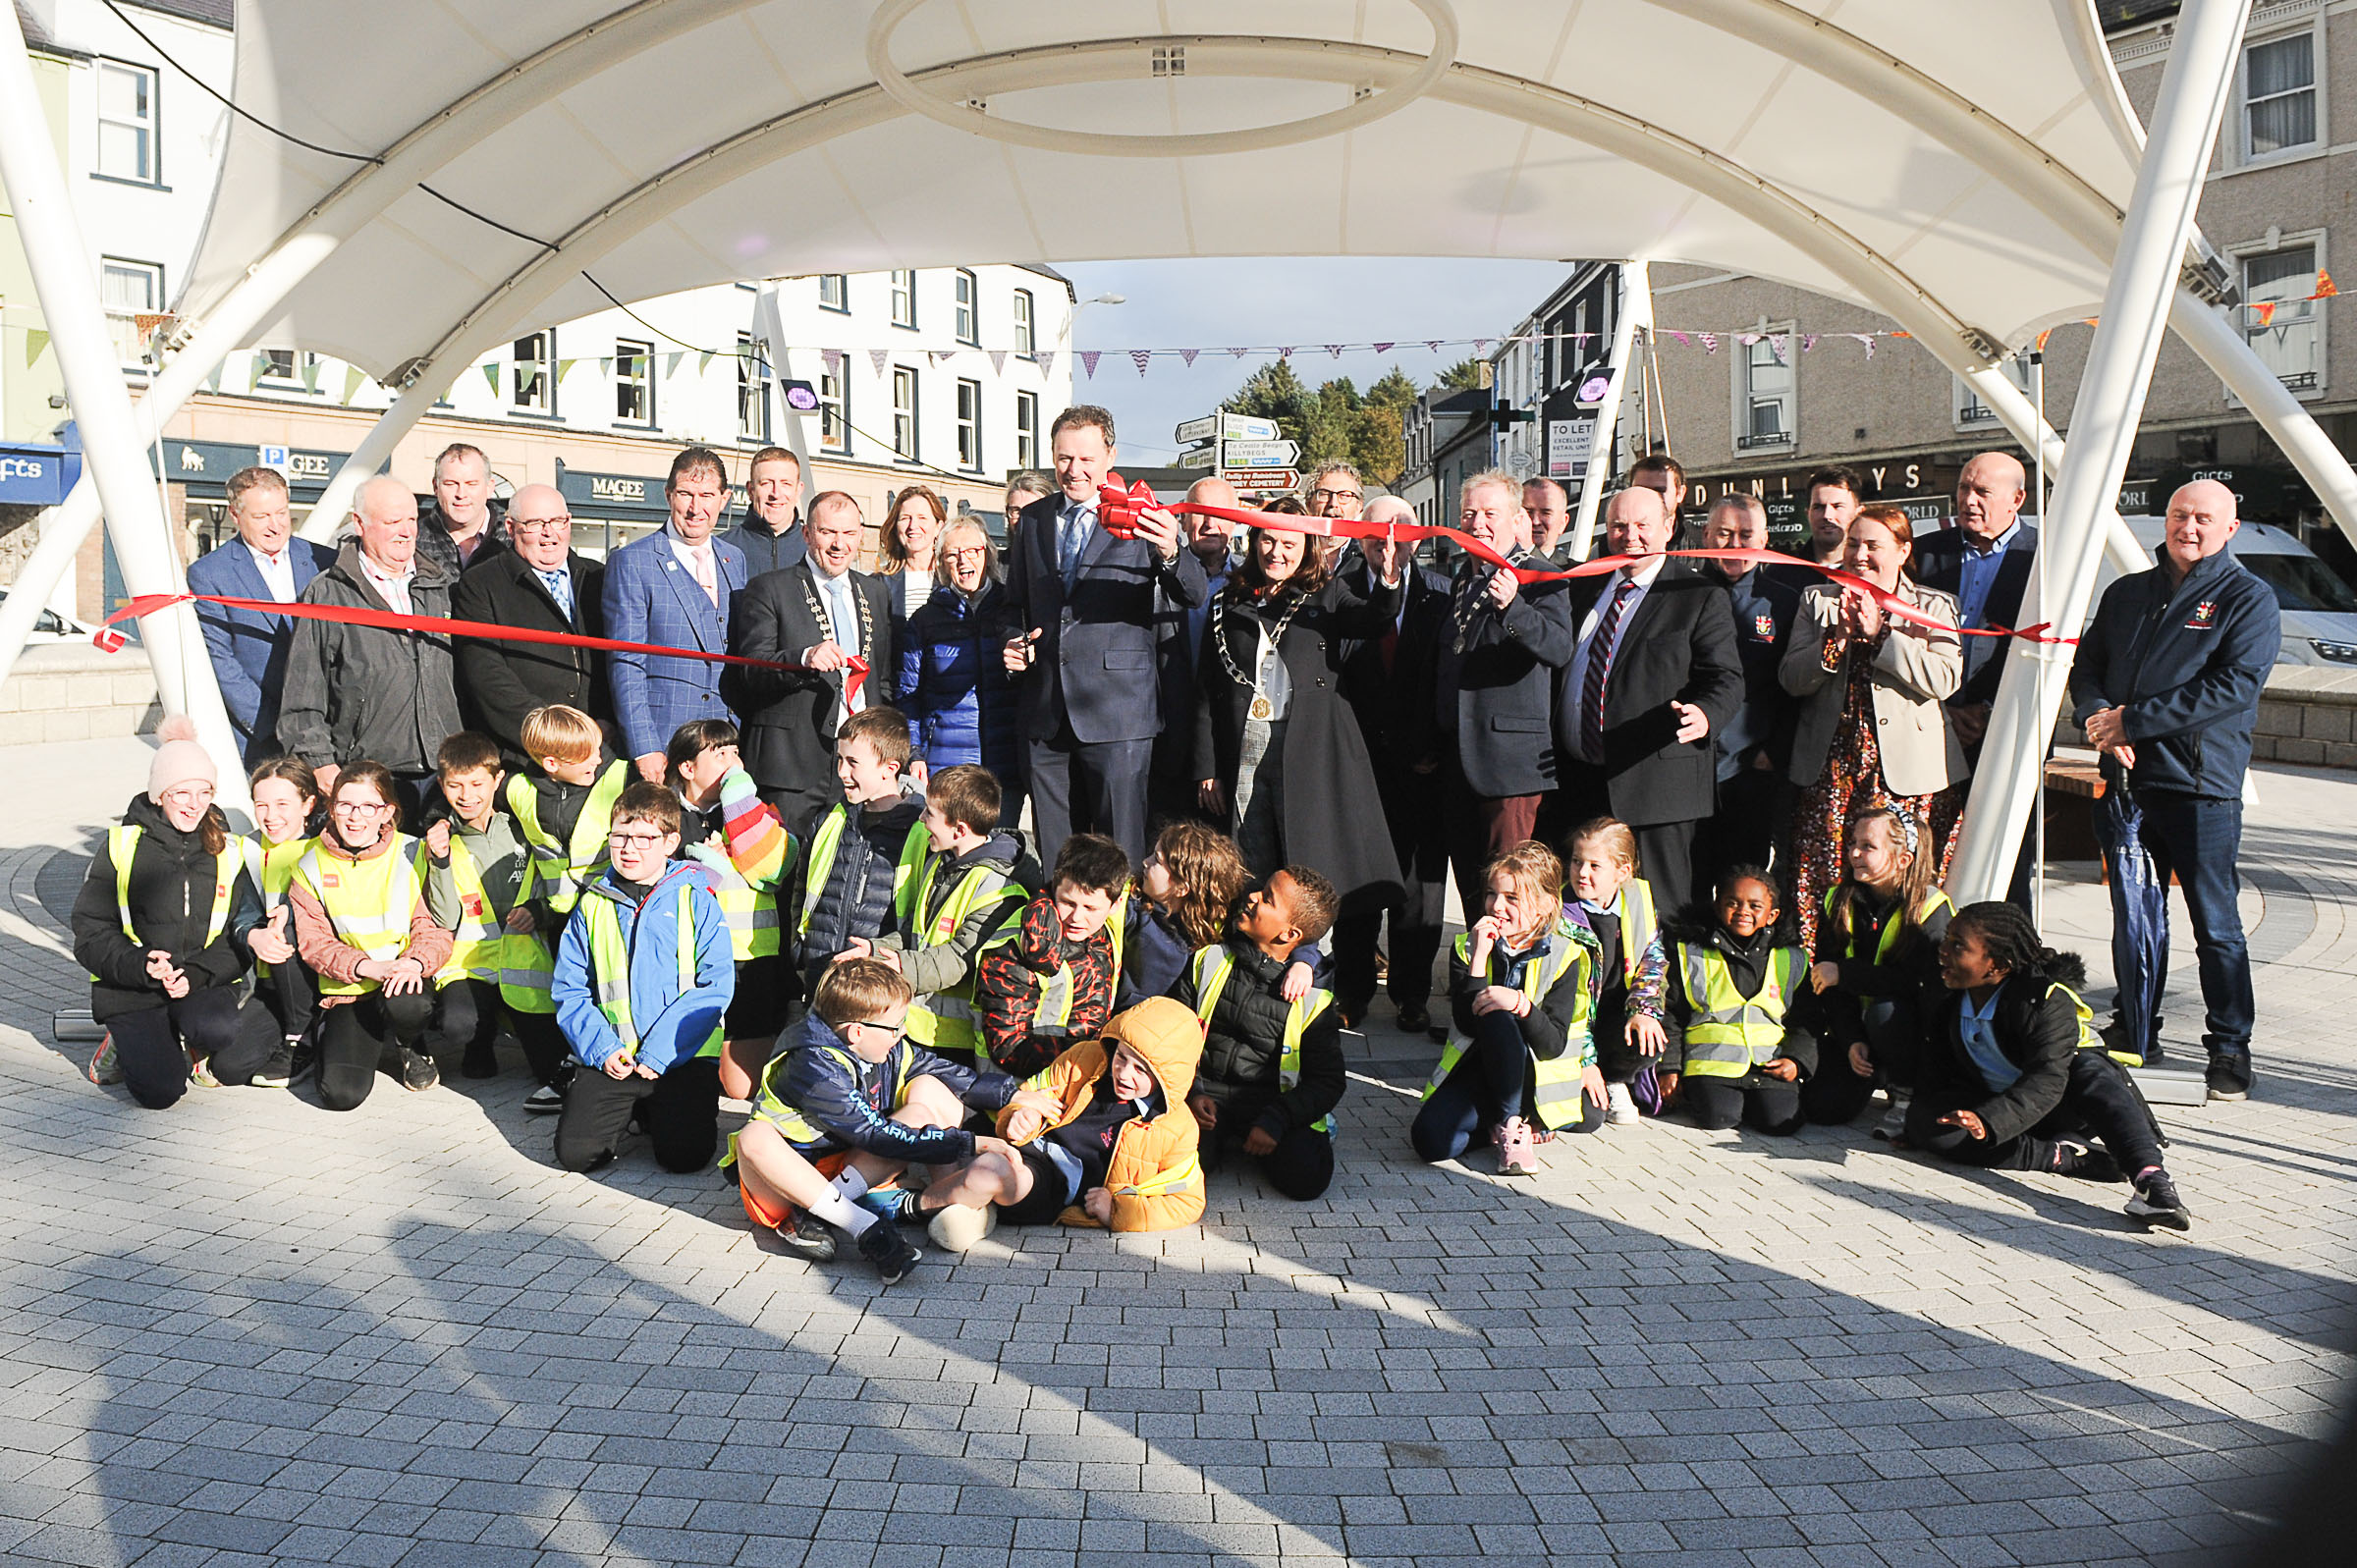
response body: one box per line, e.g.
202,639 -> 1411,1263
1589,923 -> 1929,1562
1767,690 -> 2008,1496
1433,355 -> 1489,393
1222,361 -> 1422,485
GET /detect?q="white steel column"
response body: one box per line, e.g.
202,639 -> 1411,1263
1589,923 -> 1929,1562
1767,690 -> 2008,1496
0,3 -> 246,800
1565,259 -> 1650,561
1948,0 -> 2252,903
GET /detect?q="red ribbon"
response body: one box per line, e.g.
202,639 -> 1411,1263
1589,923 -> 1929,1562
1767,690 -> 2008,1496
1093,474 -> 2072,645
95,592 -> 871,698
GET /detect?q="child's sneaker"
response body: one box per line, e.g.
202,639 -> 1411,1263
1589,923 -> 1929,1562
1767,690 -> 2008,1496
250,1040 -> 298,1089
400,1049 -> 440,1093
928,1203 -> 998,1254
522,1082 -> 565,1115
85,1034 -> 123,1087
856,1219 -> 922,1284
1872,1092 -> 1911,1142
1605,1082 -> 1638,1126
2052,1138 -> 2123,1183
2126,1169 -> 2193,1230
187,1049 -> 222,1088
857,1186 -> 922,1225
1493,1116 -> 1538,1176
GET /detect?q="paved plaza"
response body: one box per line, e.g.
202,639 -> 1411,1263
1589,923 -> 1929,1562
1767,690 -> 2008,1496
0,736 -> 2352,1567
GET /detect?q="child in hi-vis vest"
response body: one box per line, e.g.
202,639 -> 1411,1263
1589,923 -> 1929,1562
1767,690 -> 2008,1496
1662,867 -> 1817,1137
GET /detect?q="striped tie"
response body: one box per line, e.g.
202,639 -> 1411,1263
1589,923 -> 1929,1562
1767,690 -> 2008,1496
1579,577 -> 1637,761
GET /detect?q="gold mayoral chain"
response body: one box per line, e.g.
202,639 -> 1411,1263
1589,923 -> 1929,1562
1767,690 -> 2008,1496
1212,586 -> 1310,723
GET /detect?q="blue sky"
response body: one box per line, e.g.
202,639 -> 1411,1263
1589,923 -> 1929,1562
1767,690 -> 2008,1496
1054,256 -> 1572,462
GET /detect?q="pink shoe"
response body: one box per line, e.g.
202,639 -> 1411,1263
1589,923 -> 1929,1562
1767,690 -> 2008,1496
1494,1116 -> 1539,1176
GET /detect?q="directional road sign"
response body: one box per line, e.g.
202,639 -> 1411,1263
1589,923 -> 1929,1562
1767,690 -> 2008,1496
1225,468 -> 1300,492
1220,438 -> 1301,469
1176,411 -> 1282,445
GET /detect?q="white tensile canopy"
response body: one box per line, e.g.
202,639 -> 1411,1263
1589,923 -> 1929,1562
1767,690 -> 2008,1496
0,0 -> 2324,894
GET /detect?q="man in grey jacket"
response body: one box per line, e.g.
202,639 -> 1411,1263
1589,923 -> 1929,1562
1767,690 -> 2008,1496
277,473 -> 463,819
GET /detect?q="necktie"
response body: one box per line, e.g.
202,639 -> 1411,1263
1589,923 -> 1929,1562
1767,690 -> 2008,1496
538,568 -> 574,620
1579,578 -> 1638,760
694,550 -> 719,608
1058,505 -> 1089,585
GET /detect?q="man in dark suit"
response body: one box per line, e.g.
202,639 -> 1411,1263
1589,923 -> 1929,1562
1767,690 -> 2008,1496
729,491 -> 895,834
1696,494 -> 1803,882
450,483 -> 608,767
1433,471 -> 1576,917
998,405 -> 1205,864
1553,485 -> 1743,908
1333,501 -> 1452,1033
187,465 -> 334,762
1913,451 -> 2039,758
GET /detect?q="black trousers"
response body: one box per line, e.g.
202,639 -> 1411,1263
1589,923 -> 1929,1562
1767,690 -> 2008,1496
317,991 -> 434,1111
1683,1074 -> 1804,1135
428,978 -> 570,1084
256,959 -> 317,1040
1549,767 -> 1703,910
555,1055 -> 723,1174
1028,730 -> 1153,867
1908,1052 -> 2165,1176
1800,993 -> 1922,1125
1201,1089 -> 1335,1201
1332,761 -> 1448,1016
110,988 -> 268,1109
1700,765 -> 1792,890
1410,1008 -> 1604,1162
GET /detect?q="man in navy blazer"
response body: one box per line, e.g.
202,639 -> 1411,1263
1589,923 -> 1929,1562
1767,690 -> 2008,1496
601,447 -> 748,783
186,465 -> 335,762
1913,451 -> 2040,758
997,405 -> 1204,863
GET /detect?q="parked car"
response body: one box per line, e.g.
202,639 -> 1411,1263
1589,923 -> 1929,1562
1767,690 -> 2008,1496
0,586 -> 96,645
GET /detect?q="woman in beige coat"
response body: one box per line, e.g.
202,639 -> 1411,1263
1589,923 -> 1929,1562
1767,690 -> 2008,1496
1780,505 -> 1965,946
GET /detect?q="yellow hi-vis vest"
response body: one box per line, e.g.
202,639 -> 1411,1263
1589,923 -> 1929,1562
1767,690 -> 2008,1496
240,835 -> 312,979
795,804 -> 928,938
98,826 -> 243,979
1422,920 -> 1595,1131
1188,944 -> 1336,1133
703,857 -> 785,963
1823,885 -> 1955,967
507,761 -> 629,916
433,832 -> 512,987
2048,979 -> 2137,1065
902,853 -> 1023,1051
1674,942 -> 1806,1078
295,836 -> 424,997
579,882 -> 725,1062
1610,877 -> 1659,985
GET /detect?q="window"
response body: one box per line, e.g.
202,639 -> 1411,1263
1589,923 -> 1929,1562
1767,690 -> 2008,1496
615,339 -> 654,425
955,270 -> 979,346
2243,243 -> 2325,392
1013,289 -> 1035,354
737,333 -> 769,443
513,331 -> 554,414
890,269 -> 917,329
2243,32 -> 2318,161
956,379 -> 982,469
95,61 -> 159,184
1015,392 -> 1039,468
892,366 -> 918,458
820,366 -> 850,452
818,273 -> 849,312
257,348 -> 300,384
1734,327 -> 1795,449
100,257 -> 163,364
1952,357 -> 2036,430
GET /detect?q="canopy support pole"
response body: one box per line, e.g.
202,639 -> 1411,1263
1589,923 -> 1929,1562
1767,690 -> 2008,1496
0,2 -> 246,800
1566,259 -> 1650,561
1948,0 -> 2251,905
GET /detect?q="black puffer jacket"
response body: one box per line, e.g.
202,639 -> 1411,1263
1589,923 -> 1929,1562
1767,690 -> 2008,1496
1915,955 -> 2092,1146
795,796 -> 923,983
1170,937 -> 1343,1138
72,793 -> 260,1021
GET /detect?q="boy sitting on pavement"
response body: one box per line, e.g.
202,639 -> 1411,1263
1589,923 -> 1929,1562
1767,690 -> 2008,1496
1171,865 -> 1345,1202
974,834 -> 1129,1079
916,996 -> 1208,1254
551,783 -> 734,1174
729,956 -> 1060,1284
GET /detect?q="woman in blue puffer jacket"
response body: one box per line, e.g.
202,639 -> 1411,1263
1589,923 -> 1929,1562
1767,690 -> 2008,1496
900,515 -> 1027,828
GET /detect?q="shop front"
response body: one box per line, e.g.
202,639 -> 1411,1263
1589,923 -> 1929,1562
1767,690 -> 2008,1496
554,460 -> 674,561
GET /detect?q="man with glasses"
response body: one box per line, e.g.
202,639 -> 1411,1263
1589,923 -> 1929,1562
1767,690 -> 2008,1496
1305,461 -> 1364,573
451,482 -> 610,767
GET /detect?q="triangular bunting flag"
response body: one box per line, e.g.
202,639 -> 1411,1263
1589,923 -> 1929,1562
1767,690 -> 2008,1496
1768,334 -> 1788,364
1801,334 -> 1819,353
1179,349 -> 1199,367
1425,340 -> 1444,353
694,351 -> 713,374
301,358 -> 322,394
1276,347 -> 1293,361
2252,300 -> 2278,328
250,359 -> 266,391
1670,331 -> 1690,347
556,358 -> 577,379
1854,334 -> 1875,359
1078,350 -> 1102,378
1736,333 -> 1760,347
1699,333 -> 1718,354
1129,350 -> 1153,374
24,328 -> 49,368
664,351 -> 685,377
1035,350 -> 1056,378
1326,345 -> 1346,358
868,349 -> 890,376
204,364 -> 222,394
597,356 -> 613,374
929,350 -> 954,367
1229,348 -> 1250,358
1372,342 -> 1394,354
986,351 -> 1006,374
2315,268 -> 2337,297
1473,339 -> 1491,354
342,364 -> 365,404
482,361 -> 501,394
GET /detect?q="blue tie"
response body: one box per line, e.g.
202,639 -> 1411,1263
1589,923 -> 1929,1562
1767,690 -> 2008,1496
1058,505 -> 1090,586
538,568 -> 574,621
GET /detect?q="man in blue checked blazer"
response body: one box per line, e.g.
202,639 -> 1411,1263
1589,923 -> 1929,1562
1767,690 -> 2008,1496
186,465 -> 336,762
603,447 -> 748,782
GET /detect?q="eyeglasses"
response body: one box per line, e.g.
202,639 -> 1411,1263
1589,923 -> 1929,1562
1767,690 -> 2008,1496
943,545 -> 989,562
847,1018 -> 906,1045
331,799 -> 392,817
1311,488 -> 1363,505
608,830 -> 668,850
510,514 -> 572,532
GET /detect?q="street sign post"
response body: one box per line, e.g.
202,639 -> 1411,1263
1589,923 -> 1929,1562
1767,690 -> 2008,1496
1175,411 -> 1282,446
1225,467 -> 1300,493
1220,438 -> 1301,469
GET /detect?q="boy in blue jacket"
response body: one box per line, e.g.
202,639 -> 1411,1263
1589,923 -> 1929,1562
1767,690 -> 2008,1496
2068,479 -> 2280,1100
727,956 -> 1059,1284
553,783 -> 736,1174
